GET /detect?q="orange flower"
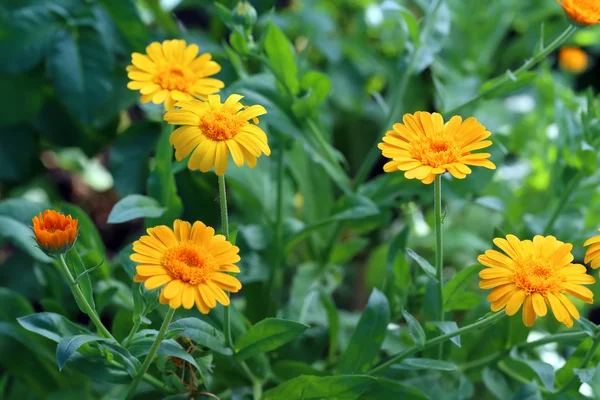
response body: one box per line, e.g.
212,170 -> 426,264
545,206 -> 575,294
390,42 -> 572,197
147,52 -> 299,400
557,0 -> 600,25
558,46 -> 588,73
32,210 -> 78,254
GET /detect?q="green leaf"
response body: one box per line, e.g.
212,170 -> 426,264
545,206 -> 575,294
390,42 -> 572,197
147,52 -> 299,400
56,334 -> 106,370
292,71 -> 332,117
128,337 -> 200,370
481,71 -> 537,99
406,248 -> 437,280
577,317 -> 597,337
431,321 -> 460,347
262,375 -> 375,400
0,215 -> 51,263
510,348 -> 555,391
363,378 -> 428,400
99,0 -> 148,51
445,292 -> 481,311
264,22 -> 299,95
574,366 -> 600,384
107,195 -> 166,224
0,198 -> 48,224
0,288 -> 35,321
235,318 -> 309,361
443,264 -> 480,311
272,360 -> 327,381
101,341 -> 142,377
18,313 -> 91,343
338,289 -> 390,374
65,248 -> 96,312
394,358 -> 456,371
0,71 -> 44,125
169,317 -> 233,356
59,203 -> 106,270
0,125 -> 38,182
401,309 -> 425,347
483,367 -> 512,400
319,291 -> 339,363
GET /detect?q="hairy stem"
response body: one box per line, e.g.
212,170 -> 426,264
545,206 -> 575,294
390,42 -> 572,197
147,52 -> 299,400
434,175 -> 444,359
218,175 -> 234,349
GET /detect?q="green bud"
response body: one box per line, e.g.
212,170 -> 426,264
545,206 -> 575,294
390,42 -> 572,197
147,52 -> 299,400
232,1 -> 257,31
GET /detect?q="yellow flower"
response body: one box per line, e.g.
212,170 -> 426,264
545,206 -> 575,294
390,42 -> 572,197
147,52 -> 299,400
126,40 -> 224,110
164,94 -> 270,176
32,210 -> 78,254
559,46 -> 588,73
131,220 -> 242,313
378,112 -> 496,184
478,235 -> 595,328
584,229 -> 600,271
558,0 -> 600,25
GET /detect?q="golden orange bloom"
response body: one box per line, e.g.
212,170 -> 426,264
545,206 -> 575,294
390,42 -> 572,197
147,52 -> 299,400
557,0 -> 600,25
584,229 -> 600,271
32,210 -> 78,254
558,46 -> 588,73
131,220 -> 242,313
126,40 -> 224,110
164,94 -> 270,176
479,235 -> 595,328
378,112 -> 496,184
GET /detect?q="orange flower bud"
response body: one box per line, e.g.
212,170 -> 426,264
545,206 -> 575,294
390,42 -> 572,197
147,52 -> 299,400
32,210 -> 78,255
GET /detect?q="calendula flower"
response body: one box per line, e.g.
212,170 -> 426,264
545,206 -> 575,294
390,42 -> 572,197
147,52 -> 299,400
32,210 -> 78,255
378,112 -> 495,184
584,229 -> 600,270
558,46 -> 588,73
478,235 -> 595,328
131,220 -> 242,313
164,94 -> 270,176
557,0 -> 600,25
127,40 -> 224,110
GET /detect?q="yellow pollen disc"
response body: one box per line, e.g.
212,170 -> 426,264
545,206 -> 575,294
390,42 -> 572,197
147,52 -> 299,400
199,111 -> 245,141
512,257 -> 564,295
411,134 -> 461,168
156,65 -> 192,92
163,243 -> 217,284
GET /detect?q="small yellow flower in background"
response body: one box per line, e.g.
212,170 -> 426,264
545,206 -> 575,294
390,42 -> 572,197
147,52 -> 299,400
558,46 -> 588,73
478,235 -> 595,328
32,210 -> 78,254
557,0 -> 600,25
584,229 -> 600,270
131,220 -> 242,313
127,40 -> 224,110
378,112 -> 495,184
164,94 -> 270,176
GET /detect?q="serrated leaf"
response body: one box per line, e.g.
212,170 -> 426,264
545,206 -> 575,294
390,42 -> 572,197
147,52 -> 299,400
235,318 -> 308,361
401,309 -> 425,347
406,248 -> 437,280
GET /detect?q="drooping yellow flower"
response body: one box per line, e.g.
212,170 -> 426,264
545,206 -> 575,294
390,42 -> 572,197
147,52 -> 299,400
478,235 -> 595,328
164,94 -> 270,176
558,0 -> 600,25
559,46 -> 588,73
32,210 -> 78,254
584,229 -> 600,271
131,220 -> 242,313
126,40 -> 224,110
378,112 -> 496,184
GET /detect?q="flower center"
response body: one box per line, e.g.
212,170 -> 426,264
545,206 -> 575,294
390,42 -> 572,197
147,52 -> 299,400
163,243 -> 217,284
199,111 -> 245,141
156,65 -> 192,92
410,133 -> 461,168
512,257 -> 564,295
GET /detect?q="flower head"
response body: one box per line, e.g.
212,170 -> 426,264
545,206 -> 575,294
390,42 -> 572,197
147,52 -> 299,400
478,235 -> 595,328
559,46 -> 588,73
32,210 -> 78,255
558,0 -> 600,25
584,229 -> 600,271
378,112 -> 495,184
127,40 -> 224,110
164,94 -> 270,176
131,220 -> 242,313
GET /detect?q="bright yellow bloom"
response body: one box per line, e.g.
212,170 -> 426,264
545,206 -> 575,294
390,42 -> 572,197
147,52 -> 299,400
558,0 -> 600,25
32,210 -> 78,254
559,46 -> 588,73
126,40 -> 224,110
478,235 -> 595,328
378,112 -> 496,184
584,229 -> 600,271
131,220 -> 242,313
164,94 -> 270,176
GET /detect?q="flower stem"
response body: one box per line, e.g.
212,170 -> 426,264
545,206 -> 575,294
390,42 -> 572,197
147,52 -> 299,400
125,307 -> 176,400
542,170 -> 584,235
558,334 -> 600,394
368,310 -> 506,375
108,360 -> 176,394
122,317 -> 143,348
218,175 -> 234,349
434,175 -> 444,359
57,254 -> 114,340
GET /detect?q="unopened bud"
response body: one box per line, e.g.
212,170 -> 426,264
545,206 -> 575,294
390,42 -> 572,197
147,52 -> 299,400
232,1 -> 257,31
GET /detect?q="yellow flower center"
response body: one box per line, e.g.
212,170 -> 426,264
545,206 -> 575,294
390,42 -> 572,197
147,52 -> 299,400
411,134 -> 461,168
199,111 -> 245,141
156,65 -> 192,92
163,243 -> 217,284
512,257 -> 565,295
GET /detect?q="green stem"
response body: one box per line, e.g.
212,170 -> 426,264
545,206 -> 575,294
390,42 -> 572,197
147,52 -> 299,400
558,334 -> 600,394
498,361 -> 551,394
123,317 -> 143,348
109,360 -> 175,393
218,175 -> 234,349
125,307 -> 176,400
434,175 -> 444,359
542,170 -> 584,235
369,311 -> 506,375
444,24 -> 577,116
57,254 -> 114,340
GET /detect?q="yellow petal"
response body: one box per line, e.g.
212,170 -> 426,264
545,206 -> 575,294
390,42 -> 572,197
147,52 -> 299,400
144,275 -> 172,290
505,290 -> 526,316
522,295 -> 536,327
